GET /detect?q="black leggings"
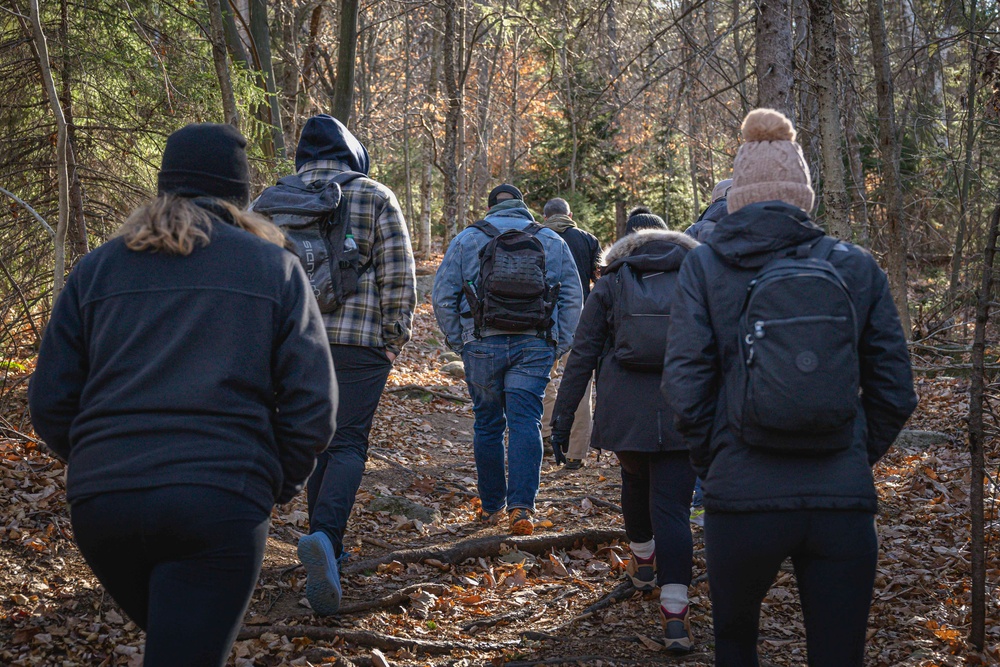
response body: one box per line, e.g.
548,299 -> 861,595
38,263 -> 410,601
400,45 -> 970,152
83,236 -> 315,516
616,450 -> 697,586
704,510 -> 878,667
71,485 -> 270,667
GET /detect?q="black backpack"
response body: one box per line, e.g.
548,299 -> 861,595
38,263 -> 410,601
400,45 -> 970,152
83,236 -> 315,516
254,172 -> 371,313
736,236 -> 859,453
612,263 -> 677,372
462,221 -> 558,338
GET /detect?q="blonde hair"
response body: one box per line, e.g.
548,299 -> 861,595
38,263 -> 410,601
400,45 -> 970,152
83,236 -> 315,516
117,195 -> 286,254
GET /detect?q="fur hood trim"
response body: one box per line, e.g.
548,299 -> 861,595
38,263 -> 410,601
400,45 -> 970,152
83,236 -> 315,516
601,228 -> 699,266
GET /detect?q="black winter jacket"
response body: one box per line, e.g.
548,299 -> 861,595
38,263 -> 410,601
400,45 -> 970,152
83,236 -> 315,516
663,201 -> 917,513
684,198 -> 728,243
28,200 -> 337,512
552,229 -> 698,453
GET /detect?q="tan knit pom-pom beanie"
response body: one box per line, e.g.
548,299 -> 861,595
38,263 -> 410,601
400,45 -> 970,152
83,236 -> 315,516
726,108 -> 815,215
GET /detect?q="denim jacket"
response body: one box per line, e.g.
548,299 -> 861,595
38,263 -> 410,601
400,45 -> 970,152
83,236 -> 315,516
432,201 -> 583,357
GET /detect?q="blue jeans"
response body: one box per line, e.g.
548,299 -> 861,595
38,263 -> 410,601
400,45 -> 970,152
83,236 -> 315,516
462,334 -> 556,513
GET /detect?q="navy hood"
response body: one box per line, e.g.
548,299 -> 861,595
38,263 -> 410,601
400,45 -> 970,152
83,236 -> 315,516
706,200 -> 823,269
295,115 -> 371,174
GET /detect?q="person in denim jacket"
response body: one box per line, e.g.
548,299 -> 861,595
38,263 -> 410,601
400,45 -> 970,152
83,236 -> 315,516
432,184 -> 582,535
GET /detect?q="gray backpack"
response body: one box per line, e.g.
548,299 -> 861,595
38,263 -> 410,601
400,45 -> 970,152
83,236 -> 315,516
612,263 -> 676,372
254,172 -> 370,313
735,236 -> 859,453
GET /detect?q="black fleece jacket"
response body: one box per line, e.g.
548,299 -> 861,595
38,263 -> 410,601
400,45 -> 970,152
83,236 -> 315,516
664,201 -> 917,513
28,201 -> 337,511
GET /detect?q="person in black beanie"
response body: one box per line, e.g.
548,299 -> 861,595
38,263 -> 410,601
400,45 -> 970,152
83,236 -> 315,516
625,206 -> 669,234
29,123 -> 337,667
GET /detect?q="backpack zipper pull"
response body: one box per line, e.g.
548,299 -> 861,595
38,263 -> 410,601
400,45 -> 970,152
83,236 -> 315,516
754,321 -> 765,339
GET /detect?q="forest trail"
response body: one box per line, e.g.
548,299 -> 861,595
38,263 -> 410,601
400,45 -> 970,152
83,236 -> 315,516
0,263 -> 997,666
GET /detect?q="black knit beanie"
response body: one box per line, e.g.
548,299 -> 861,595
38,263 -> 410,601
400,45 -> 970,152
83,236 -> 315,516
625,206 -> 668,234
487,184 -> 523,208
157,123 -> 251,208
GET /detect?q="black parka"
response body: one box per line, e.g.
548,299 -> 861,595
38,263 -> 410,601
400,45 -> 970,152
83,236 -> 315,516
551,229 -> 698,453
663,201 -> 917,513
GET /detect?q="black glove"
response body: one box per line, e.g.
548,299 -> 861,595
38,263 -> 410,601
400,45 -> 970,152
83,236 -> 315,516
550,415 -> 572,466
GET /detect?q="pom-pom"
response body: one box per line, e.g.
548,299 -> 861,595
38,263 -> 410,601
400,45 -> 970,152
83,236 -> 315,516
628,205 -> 652,218
741,108 -> 796,143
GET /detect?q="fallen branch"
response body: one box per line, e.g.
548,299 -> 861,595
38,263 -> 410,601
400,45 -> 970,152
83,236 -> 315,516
585,496 -> 623,513
237,625 -> 515,655
361,535 -> 396,551
342,528 -> 627,576
387,383 -> 470,403
368,449 -> 417,475
547,580 -> 637,632
337,583 -> 450,615
503,652 -> 713,666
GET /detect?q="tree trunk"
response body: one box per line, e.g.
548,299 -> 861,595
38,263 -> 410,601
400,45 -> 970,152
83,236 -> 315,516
59,0 -> 87,257
331,0 -> 359,124
28,0 -> 70,303
206,0 -> 240,127
947,0 -> 980,304
249,0 -> 286,158
402,11 -> 414,233
966,183 -> 999,652
732,0 -> 750,115
418,26 -> 441,259
808,0 -> 850,238
441,0 -> 463,242
835,0 -> 869,245
868,0 -> 910,337
755,0 -> 794,119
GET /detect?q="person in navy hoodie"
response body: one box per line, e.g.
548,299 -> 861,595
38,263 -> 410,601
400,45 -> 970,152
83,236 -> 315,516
28,124 -> 336,667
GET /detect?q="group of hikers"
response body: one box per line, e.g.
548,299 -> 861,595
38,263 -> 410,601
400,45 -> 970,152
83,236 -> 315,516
26,106 -> 918,667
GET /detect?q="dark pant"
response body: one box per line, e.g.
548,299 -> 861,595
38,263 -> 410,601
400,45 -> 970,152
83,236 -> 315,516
70,485 -> 270,667
704,510 -> 878,667
307,344 -> 393,557
616,450 -> 697,586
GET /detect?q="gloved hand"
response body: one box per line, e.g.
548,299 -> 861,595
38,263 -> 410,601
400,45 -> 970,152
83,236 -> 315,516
550,415 -> 572,466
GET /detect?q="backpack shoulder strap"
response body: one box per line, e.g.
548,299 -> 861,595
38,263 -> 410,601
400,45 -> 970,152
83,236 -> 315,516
471,220 -> 501,238
331,171 -> 366,187
808,236 -> 839,260
522,222 -> 544,236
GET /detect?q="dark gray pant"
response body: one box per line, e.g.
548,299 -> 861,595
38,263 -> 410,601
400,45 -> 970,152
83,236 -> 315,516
705,510 -> 878,667
616,450 -> 697,586
307,344 -> 392,557
71,485 -> 270,667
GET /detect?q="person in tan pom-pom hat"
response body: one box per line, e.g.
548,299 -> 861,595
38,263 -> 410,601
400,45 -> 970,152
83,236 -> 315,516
727,108 -> 815,214
662,107 -> 917,666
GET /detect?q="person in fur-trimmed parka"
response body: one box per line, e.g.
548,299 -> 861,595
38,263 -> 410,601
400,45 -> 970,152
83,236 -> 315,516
549,227 -> 699,653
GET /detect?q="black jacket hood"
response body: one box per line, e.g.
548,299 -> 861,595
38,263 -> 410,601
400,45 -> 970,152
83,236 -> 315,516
295,114 -> 371,174
707,200 -> 823,269
603,228 -> 698,275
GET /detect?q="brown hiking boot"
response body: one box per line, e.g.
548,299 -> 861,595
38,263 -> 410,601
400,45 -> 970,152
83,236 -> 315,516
509,508 -> 534,536
625,553 -> 656,591
660,605 -> 693,653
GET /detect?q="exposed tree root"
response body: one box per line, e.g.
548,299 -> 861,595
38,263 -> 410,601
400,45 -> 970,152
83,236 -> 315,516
337,583 -> 450,615
342,528 -> 627,576
236,624 -> 516,655
387,383 -> 471,403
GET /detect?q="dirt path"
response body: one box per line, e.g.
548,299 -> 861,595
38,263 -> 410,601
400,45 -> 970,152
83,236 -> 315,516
1,298 -> 998,666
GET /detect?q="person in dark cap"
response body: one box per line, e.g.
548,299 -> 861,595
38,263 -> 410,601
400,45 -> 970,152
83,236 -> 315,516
264,114 -> 415,617
29,123 -> 336,667
625,206 -> 669,235
432,184 -> 583,536
488,183 -> 524,208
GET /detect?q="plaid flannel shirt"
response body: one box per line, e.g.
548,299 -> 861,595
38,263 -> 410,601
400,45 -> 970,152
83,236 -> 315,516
298,160 -> 416,354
